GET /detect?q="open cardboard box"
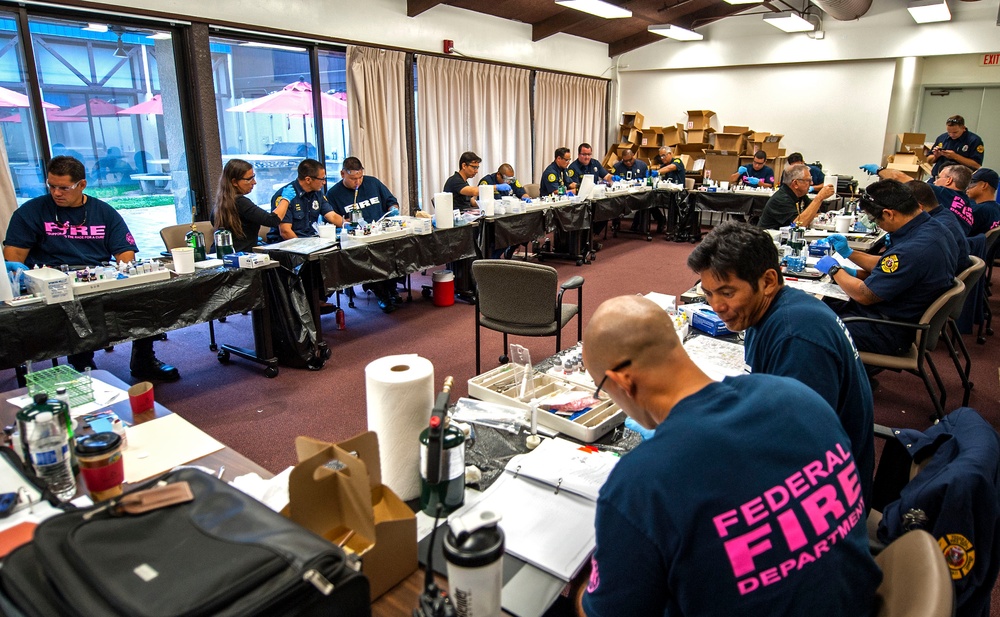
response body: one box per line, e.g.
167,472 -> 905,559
661,123 -> 685,147
283,432 -> 417,600
887,152 -> 923,180
703,150 -> 741,180
759,134 -> 784,157
621,111 -> 644,129
896,132 -> 926,153
687,127 -> 715,144
685,109 -> 716,130
713,132 -> 744,152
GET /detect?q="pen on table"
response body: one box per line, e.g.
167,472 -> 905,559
217,466 -> 225,479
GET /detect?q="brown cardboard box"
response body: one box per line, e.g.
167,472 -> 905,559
643,127 -> 664,147
714,132 -> 744,152
703,150 -> 741,181
687,127 -> 715,144
678,154 -> 694,171
749,131 -> 770,142
283,433 -> 418,601
619,127 -> 641,145
759,134 -> 783,157
887,152 -> 923,180
896,133 -> 926,153
723,125 -> 751,135
615,142 -> 636,156
685,110 -> 716,130
602,148 -> 618,169
661,124 -> 686,147
621,111 -> 644,129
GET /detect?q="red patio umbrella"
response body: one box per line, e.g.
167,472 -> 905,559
116,94 -> 163,116
0,85 -> 59,109
226,81 -> 347,119
56,98 -> 125,118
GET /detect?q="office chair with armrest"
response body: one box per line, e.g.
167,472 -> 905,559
523,183 -> 540,199
873,530 -> 954,617
841,278 -> 965,421
472,260 -> 583,374
979,226 -> 1000,344
160,222 -> 220,351
942,256 -> 985,406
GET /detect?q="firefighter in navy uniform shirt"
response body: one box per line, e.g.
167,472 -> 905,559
326,157 -> 402,313
266,158 -> 342,242
479,163 -> 529,201
569,143 -> 612,184
577,295 -> 881,617
909,181 -> 971,273
872,163 -> 976,235
611,149 -> 648,182
539,147 -> 577,197
816,179 -> 959,356
3,155 -> 179,381
928,114 -> 984,179
653,146 -> 685,184
967,167 -> 1000,235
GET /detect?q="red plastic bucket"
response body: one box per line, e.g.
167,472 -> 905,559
432,270 -> 455,307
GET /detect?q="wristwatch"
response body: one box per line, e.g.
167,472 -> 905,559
827,265 -> 842,277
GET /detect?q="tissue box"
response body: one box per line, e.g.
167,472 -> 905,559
223,252 -> 272,269
23,267 -> 73,304
681,304 -> 732,336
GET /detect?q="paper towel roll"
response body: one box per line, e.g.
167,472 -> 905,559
434,192 -> 454,229
478,184 -> 494,216
365,354 -> 435,501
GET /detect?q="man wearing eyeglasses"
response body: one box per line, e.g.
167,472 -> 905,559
863,163 -> 975,235
569,143 -> 613,185
266,158 -> 342,242
927,114 -> 984,180
757,164 -> 834,229
539,147 -> 577,197
729,150 -> 774,188
577,295 -> 880,617
327,157 -> 403,313
3,155 -> 179,381
815,179 -> 959,356
443,151 -> 483,212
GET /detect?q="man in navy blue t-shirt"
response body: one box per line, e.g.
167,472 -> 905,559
568,143 -> 612,185
730,150 -> 774,188
928,114 -> 984,179
267,159 -> 342,243
578,295 -> 880,617
874,164 -> 975,235
910,181 -> 971,272
688,221 -> 874,510
967,167 -> 1000,235
3,156 -> 179,381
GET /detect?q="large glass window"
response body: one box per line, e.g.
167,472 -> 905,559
317,49 -> 348,176
0,11 -> 46,203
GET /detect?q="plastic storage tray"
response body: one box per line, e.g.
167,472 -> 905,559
25,365 -> 94,407
468,365 -> 624,443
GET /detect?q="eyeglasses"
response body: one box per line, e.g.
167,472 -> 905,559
47,180 -> 82,193
593,359 -> 632,399
311,175 -> 328,182
239,174 -> 256,183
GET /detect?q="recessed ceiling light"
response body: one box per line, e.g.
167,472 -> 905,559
723,0 -> 761,4
647,25 -> 704,41
555,0 -> 632,19
83,23 -> 108,33
907,0 -> 951,23
762,11 -> 816,32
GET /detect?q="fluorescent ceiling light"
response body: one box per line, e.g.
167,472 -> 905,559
907,0 -> 950,23
149,32 -> 172,40
723,0 -> 760,4
239,41 -> 307,52
555,0 -> 632,19
647,25 -> 704,41
762,11 -> 816,32
83,23 -> 108,32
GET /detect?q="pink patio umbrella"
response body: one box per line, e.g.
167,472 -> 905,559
226,81 -> 347,155
0,109 -> 86,123
116,94 -> 163,116
0,85 -> 59,110
53,98 -> 127,164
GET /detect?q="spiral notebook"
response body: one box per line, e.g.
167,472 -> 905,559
448,437 -> 620,581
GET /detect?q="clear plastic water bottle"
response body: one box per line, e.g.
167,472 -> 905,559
21,394 -> 76,500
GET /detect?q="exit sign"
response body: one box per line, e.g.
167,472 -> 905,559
983,53 -> 1000,66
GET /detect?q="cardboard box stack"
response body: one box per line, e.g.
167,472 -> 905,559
893,133 -> 928,179
685,110 -> 716,144
603,111 -> 646,169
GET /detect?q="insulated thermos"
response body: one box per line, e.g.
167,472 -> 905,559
444,511 -> 504,617
214,228 -> 235,259
186,224 -> 207,261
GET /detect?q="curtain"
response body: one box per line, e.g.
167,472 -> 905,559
534,72 -> 607,182
416,55 -> 531,210
346,46 -> 409,212
0,138 -> 17,243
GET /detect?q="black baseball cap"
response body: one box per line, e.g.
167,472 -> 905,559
971,168 -> 999,190
946,115 -> 965,126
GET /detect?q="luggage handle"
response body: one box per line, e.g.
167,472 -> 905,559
83,481 -> 194,520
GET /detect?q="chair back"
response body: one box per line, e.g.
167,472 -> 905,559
524,183 -> 541,199
874,529 -> 953,617
473,260 -> 559,327
984,226 -> 1000,260
160,221 -> 215,252
950,256 -> 986,320
918,278 -> 965,352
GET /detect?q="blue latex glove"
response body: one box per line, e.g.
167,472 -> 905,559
827,233 -> 853,258
883,233 -> 891,248
747,177 -> 761,187
807,186 -> 815,193
815,255 -> 839,275
522,195 -> 531,202
5,261 -> 28,274
843,265 -> 858,277
612,175 -> 622,182
496,183 -> 511,192
625,417 -> 656,441
387,206 -> 400,217
737,166 -> 748,175
566,190 -> 576,197
859,164 -> 880,176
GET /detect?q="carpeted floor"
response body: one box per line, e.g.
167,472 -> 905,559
3,226 -> 998,609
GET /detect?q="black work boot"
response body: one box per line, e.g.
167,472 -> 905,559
130,337 -> 180,382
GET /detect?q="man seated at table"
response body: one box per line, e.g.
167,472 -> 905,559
927,114 -> 984,179
479,163 -> 530,202
2,155 -> 179,381
687,221 -> 874,508
569,143 -> 613,184
611,149 -> 648,182
652,147 -> 685,184
443,151 -> 483,212
757,164 -> 834,229
730,151 -> 774,188
540,147 -> 577,197
326,157 -> 403,313
780,153 -> 825,190
267,159 -> 343,242
815,179 -> 958,356
966,167 -> 1000,235
866,163 -> 975,235
577,295 -> 880,617
908,180 -> 971,272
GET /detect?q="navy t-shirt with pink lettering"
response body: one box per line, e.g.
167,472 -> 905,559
929,182 -> 975,236
583,374 -> 881,617
4,194 -> 138,267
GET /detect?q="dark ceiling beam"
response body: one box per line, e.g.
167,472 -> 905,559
532,11 -> 591,41
407,0 -> 442,17
609,30 -> 665,56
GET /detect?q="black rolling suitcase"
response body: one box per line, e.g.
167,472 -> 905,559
0,468 -> 370,617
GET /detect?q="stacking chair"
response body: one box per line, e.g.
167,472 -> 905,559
979,226 -> 1000,344
523,183 -> 541,199
943,256 -> 985,406
842,278 -> 965,421
159,222 -> 219,350
873,530 -> 954,617
472,260 -> 583,374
